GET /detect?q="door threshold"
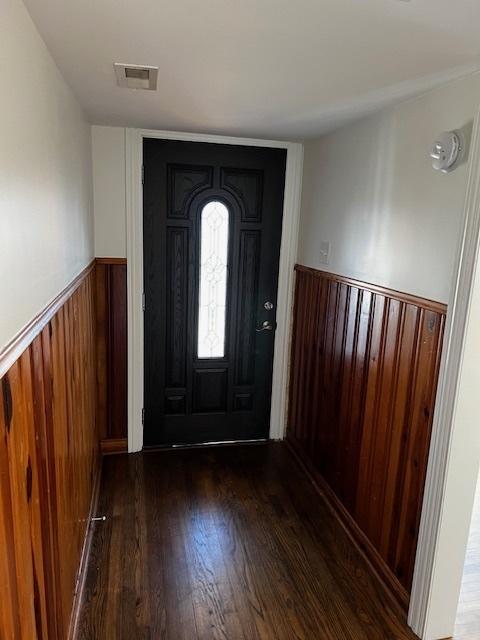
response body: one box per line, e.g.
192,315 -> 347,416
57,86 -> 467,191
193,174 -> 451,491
143,438 -> 269,453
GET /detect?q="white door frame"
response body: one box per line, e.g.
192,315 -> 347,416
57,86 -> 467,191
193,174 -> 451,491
125,128 -> 303,453
409,108 -> 480,639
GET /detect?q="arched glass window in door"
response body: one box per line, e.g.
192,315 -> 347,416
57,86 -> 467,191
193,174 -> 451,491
197,201 -> 229,358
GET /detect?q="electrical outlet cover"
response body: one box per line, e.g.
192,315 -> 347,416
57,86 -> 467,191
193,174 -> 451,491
319,241 -> 330,265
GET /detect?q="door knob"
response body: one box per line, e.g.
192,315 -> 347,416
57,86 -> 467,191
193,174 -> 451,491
256,320 -> 273,332
264,301 -> 274,311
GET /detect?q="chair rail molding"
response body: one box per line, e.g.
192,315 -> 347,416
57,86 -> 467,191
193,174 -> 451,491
125,128 -> 303,453
0,260 -> 95,379
409,107 -> 480,639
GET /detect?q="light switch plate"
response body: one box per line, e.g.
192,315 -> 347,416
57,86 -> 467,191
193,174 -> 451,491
319,241 -> 331,265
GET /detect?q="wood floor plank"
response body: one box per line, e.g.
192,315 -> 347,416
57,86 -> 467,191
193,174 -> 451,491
214,448 -> 360,640
146,455 -> 197,640
77,443 -> 419,640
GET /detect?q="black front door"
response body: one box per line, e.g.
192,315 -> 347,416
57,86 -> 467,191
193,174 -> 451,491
143,139 -> 286,447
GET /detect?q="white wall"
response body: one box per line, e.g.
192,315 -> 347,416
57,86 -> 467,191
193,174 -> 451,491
92,74 -> 480,303
298,73 -> 480,303
0,0 -> 93,350
92,126 -> 126,257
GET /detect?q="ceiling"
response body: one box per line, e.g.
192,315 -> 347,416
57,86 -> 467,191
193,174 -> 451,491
23,0 -> 480,139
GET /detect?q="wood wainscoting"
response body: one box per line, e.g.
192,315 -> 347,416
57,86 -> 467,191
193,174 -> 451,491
287,265 -> 446,608
95,258 -> 128,454
0,263 -> 100,639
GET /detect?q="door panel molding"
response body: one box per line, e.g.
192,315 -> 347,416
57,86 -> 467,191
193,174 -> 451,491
126,129 -> 303,453
143,141 -> 285,445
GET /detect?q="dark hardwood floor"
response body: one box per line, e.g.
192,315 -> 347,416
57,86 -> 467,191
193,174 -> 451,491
77,443 -> 418,640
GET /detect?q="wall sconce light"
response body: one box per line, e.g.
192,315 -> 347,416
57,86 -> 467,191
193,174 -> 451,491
430,131 -> 463,173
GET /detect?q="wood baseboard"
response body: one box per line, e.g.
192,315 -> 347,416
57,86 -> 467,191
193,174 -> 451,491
100,437 -> 128,455
286,434 -> 410,616
67,457 -> 102,640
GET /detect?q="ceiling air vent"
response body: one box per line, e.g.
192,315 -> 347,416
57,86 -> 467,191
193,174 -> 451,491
114,63 -> 158,90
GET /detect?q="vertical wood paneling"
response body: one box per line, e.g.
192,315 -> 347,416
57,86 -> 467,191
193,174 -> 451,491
287,265 -> 446,598
95,259 -> 127,452
31,331 -> 61,640
0,381 -> 21,638
0,267 -> 100,639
